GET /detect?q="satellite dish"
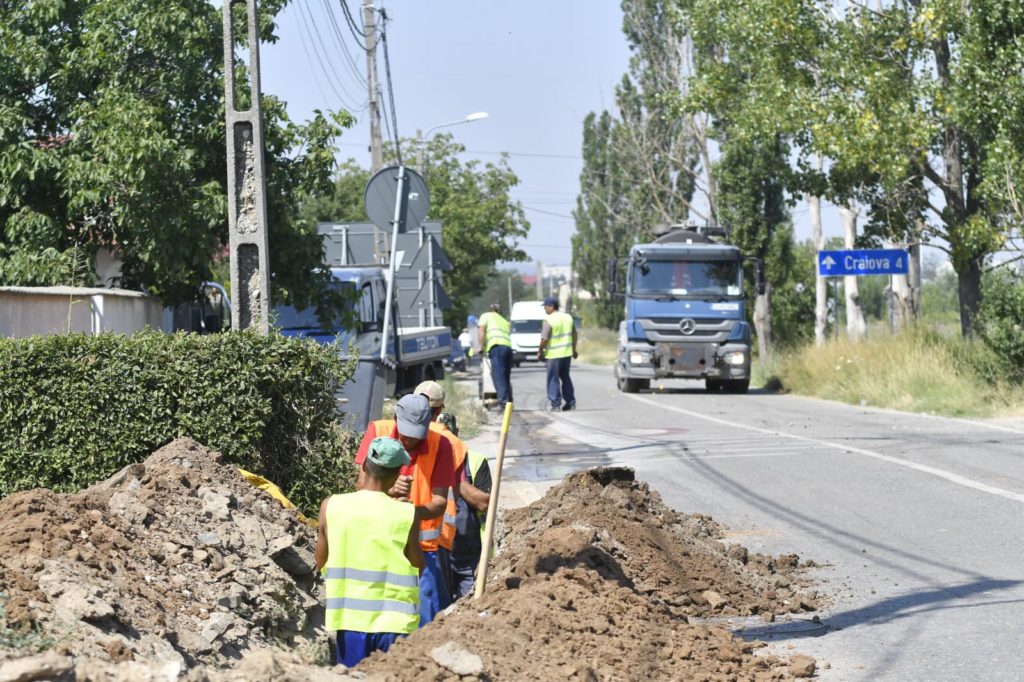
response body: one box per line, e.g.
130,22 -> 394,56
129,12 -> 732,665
364,165 -> 430,233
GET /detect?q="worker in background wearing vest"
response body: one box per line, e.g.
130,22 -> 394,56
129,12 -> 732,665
316,437 -> 423,667
538,296 -> 578,411
354,394 -> 454,625
435,411 -> 492,599
477,302 -> 514,410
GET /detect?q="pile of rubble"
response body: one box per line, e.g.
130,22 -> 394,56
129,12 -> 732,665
0,438 -> 341,679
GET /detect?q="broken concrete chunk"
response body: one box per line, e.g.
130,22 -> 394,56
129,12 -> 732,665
234,515 -> 268,551
701,590 -> 727,610
196,532 -> 222,546
0,651 -> 74,682
200,612 -> 234,647
54,585 -> 114,623
268,536 -> 316,576
430,641 -> 483,676
788,654 -> 816,678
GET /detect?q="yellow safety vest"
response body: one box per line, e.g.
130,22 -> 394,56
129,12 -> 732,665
323,490 -> 419,634
467,451 -> 489,543
479,312 -> 511,351
545,311 -> 574,359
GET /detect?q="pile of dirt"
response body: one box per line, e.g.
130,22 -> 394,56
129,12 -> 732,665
358,467 -> 819,681
494,466 -> 820,618
0,438 -> 343,677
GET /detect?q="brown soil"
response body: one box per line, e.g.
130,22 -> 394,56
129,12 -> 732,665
0,438 -> 334,676
357,467 -> 820,681
0,445 -> 819,681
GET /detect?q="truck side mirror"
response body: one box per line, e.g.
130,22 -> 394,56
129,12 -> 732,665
754,258 -> 767,295
607,257 -> 618,294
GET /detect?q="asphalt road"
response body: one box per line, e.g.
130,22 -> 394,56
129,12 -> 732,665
476,360 -> 1024,681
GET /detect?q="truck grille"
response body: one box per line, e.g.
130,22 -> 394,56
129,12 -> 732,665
637,317 -> 735,343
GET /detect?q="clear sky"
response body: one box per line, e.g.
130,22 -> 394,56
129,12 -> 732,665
260,1 -> 633,269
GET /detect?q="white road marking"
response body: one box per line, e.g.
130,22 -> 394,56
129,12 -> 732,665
626,394 -> 1024,505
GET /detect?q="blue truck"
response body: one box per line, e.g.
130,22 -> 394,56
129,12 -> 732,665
611,226 -> 752,394
274,265 -> 450,432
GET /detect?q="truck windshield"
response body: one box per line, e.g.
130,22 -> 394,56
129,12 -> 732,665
511,319 -> 543,334
631,260 -> 742,297
274,281 -> 356,330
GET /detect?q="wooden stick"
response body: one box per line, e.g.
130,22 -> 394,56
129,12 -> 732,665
474,401 -> 513,599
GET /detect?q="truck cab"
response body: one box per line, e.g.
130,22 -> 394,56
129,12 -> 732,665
614,228 -> 751,394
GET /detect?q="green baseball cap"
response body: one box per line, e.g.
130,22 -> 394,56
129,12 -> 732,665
367,436 -> 411,469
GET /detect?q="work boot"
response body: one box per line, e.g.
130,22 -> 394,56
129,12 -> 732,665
548,403 -> 561,412
561,402 -> 576,411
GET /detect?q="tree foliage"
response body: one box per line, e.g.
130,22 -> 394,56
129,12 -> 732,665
572,0 -> 701,330
0,0 -> 351,312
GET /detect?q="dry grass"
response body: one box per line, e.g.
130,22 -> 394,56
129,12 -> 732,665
762,331 -> 1024,417
576,326 -> 619,366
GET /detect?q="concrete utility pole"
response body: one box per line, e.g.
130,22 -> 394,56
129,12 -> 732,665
415,129 -> 424,175
364,0 -> 383,173
222,0 -> 271,334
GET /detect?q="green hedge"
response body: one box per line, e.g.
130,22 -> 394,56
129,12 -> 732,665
0,331 -> 359,515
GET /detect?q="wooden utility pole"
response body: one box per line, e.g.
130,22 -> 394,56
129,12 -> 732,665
363,0 -> 383,173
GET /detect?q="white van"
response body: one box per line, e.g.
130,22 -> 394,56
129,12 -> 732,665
509,300 -> 547,367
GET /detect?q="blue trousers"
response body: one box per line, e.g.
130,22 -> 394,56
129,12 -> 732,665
335,630 -> 402,667
546,356 -> 575,408
488,345 -> 514,408
419,550 -> 450,627
449,560 -> 477,599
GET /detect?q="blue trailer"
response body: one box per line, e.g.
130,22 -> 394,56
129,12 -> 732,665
275,266 -> 450,432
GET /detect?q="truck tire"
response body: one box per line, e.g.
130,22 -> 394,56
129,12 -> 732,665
617,370 -> 649,393
726,379 -> 749,394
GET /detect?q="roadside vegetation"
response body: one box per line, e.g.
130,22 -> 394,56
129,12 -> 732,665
0,332 -> 358,515
576,326 -> 619,366
756,331 -> 1024,418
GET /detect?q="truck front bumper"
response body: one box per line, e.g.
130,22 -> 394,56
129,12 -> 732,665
618,341 -> 750,381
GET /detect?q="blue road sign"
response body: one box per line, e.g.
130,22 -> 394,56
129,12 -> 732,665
818,249 -> 909,277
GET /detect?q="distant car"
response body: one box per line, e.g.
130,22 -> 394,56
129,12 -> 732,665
510,300 -> 546,367
446,340 -> 467,372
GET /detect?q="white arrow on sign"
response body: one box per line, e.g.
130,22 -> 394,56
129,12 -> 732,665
821,255 -> 836,268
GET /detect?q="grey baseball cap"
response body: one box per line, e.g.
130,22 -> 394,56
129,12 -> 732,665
395,393 -> 431,439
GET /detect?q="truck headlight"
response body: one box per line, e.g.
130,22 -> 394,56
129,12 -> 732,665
628,351 -> 651,365
723,351 -> 746,366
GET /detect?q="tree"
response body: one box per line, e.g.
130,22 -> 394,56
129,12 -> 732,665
303,134 -> 530,329
572,0 -> 702,330
572,111 -> 633,329
0,0 -> 350,312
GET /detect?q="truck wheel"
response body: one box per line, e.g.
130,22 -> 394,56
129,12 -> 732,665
726,379 -> 750,394
618,372 -> 648,393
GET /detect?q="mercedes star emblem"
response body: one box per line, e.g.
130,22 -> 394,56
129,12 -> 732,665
679,318 -> 696,335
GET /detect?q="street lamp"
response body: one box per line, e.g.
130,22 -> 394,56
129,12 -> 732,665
415,112 -> 489,175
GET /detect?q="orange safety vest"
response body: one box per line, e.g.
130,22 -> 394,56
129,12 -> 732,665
429,422 -> 465,551
370,419 -> 445,552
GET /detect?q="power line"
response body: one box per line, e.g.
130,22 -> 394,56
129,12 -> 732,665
334,141 -> 580,160
523,205 -> 575,220
379,8 -> 402,166
320,0 -> 369,90
295,1 -> 364,111
339,0 -> 370,51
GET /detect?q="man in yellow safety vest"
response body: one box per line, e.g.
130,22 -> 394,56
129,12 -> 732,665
477,303 -> 514,410
316,436 -> 424,667
537,296 -> 578,411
